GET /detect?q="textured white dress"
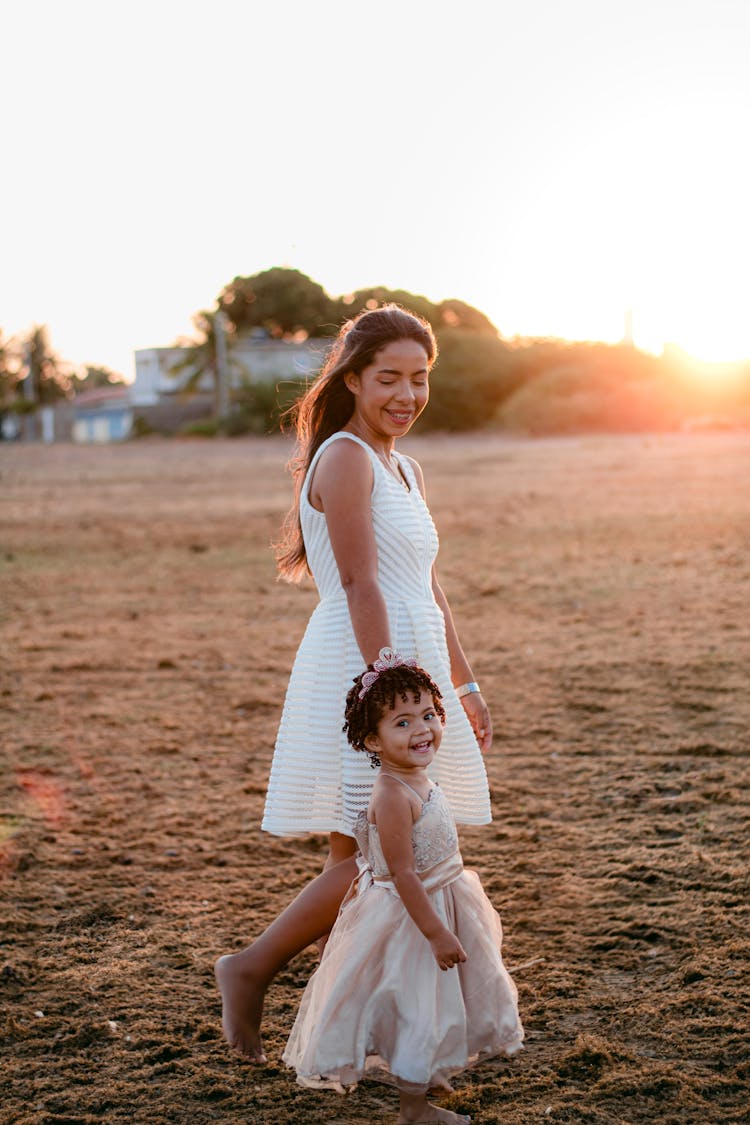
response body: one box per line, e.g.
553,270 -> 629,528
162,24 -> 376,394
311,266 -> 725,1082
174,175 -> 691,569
261,431 -> 491,838
283,782 -> 523,1091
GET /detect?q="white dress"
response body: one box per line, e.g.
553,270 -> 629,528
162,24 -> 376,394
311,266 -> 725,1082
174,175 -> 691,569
261,432 -> 491,838
283,782 -> 523,1091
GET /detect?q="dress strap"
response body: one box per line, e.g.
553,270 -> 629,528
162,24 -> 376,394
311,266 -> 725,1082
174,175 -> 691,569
301,429 -> 377,506
330,432 -> 410,489
303,432 -> 379,508
318,431 -> 379,464
382,773 -> 433,804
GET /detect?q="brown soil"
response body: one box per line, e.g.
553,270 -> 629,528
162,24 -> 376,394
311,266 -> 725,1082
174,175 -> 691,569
1,432 -> 748,1125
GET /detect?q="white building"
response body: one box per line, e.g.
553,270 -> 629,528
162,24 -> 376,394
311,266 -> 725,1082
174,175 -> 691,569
131,334 -> 330,407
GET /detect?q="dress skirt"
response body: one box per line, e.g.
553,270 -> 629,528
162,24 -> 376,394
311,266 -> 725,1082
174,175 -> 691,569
283,853 -> 524,1091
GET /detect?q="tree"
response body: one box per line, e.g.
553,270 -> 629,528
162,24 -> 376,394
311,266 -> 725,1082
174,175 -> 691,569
215,267 -> 501,342
436,298 -> 498,335
0,331 -> 21,403
218,268 -> 336,338
18,325 -> 70,404
335,287 -> 439,330
419,329 -> 524,431
71,365 -> 126,393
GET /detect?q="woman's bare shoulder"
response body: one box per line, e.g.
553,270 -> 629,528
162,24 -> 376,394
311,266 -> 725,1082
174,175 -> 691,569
308,434 -> 373,510
317,433 -> 372,469
314,435 -> 373,487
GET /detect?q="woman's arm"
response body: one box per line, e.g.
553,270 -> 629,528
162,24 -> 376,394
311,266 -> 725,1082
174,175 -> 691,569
309,440 -> 391,666
406,455 -> 493,752
374,785 -> 466,970
431,568 -> 492,751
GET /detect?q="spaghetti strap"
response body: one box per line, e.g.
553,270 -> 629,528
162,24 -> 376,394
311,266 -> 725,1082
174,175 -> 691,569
383,774 -> 433,804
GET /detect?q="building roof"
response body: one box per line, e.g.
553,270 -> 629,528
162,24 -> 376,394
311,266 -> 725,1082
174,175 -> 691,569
73,386 -> 131,407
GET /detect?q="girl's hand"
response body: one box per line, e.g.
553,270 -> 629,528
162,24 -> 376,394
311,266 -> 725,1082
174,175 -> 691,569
461,691 -> 492,753
430,930 -> 467,971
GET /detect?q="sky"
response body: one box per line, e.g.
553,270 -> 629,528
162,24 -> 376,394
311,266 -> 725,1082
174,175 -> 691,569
2,0 -> 749,381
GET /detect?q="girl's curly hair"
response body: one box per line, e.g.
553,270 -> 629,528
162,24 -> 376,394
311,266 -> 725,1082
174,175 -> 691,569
343,663 -> 446,768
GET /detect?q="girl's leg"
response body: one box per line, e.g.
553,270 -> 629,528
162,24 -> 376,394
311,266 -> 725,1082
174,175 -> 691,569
215,854 -> 358,1061
398,1085 -> 471,1124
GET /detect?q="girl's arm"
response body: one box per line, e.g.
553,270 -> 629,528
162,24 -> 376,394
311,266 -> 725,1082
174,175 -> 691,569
310,440 -> 391,665
374,784 -> 466,971
406,456 -> 493,752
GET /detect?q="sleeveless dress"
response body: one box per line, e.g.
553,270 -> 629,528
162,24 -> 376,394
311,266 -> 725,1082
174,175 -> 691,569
283,781 -> 523,1091
261,431 -> 491,838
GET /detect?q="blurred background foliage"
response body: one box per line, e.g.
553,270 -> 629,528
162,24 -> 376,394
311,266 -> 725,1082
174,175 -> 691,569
3,266 -> 749,437
206,267 -> 750,436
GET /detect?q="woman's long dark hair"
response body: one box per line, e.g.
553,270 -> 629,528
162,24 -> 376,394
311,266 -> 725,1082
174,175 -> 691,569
275,304 -> 437,582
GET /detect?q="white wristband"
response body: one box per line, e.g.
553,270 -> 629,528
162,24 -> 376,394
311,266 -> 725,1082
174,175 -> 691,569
456,681 -> 481,699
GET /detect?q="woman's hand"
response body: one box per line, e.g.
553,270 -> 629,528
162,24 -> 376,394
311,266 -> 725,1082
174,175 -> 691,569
460,691 -> 492,753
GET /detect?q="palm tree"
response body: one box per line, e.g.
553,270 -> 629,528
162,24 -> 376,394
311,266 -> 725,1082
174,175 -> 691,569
169,310 -> 246,419
23,325 -> 70,404
0,330 -> 20,403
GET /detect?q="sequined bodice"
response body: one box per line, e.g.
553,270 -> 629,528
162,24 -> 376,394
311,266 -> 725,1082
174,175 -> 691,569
354,784 -> 460,878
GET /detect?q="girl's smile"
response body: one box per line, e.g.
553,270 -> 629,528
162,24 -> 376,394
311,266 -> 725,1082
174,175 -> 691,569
365,690 -> 444,774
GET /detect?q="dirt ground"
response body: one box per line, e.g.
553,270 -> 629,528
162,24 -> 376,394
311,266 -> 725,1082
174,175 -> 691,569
1,431 -> 748,1125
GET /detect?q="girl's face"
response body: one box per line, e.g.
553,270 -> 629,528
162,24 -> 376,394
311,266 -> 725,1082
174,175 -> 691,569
365,690 -> 443,772
345,339 -> 430,439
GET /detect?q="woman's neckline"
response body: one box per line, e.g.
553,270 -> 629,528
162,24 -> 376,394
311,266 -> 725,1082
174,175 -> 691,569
338,429 -> 411,491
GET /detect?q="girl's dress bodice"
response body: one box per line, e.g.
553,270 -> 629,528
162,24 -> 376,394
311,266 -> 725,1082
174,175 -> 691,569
354,783 -> 459,879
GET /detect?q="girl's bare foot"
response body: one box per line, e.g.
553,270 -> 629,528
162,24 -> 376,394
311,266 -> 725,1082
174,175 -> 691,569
214,953 -> 267,1063
397,1103 -> 471,1123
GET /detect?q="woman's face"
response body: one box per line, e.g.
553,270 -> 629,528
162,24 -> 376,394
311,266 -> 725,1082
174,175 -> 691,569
345,339 -> 430,439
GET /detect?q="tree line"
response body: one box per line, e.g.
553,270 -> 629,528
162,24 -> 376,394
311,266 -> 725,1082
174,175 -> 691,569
0,325 -> 123,414
179,268 -> 750,435
3,268 -> 749,436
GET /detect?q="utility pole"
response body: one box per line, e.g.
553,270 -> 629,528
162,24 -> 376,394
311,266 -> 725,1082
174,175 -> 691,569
214,311 -> 230,420
623,308 -> 634,347
22,337 -> 37,441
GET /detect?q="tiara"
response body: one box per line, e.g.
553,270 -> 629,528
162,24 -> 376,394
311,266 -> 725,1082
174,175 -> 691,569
358,647 -> 418,700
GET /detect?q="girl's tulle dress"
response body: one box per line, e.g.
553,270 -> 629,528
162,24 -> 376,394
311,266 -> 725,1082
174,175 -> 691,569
283,783 -> 524,1092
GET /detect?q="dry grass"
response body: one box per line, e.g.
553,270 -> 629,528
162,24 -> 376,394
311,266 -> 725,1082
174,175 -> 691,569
1,432 -> 749,1124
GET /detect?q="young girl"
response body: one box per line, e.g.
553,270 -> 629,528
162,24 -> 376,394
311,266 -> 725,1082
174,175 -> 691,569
283,650 -> 523,1124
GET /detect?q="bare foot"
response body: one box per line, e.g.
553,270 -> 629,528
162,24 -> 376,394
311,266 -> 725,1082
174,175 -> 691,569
398,1106 -> 471,1124
214,953 -> 267,1063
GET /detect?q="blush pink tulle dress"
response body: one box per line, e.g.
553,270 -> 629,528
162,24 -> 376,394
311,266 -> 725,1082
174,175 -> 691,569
283,781 -> 523,1093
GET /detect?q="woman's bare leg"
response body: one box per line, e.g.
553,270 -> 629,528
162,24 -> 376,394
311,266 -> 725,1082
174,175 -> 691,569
315,831 -> 359,957
215,855 -> 357,1061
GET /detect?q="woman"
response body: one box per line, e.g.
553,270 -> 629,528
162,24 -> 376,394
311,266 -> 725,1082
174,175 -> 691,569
217,304 -> 493,1061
